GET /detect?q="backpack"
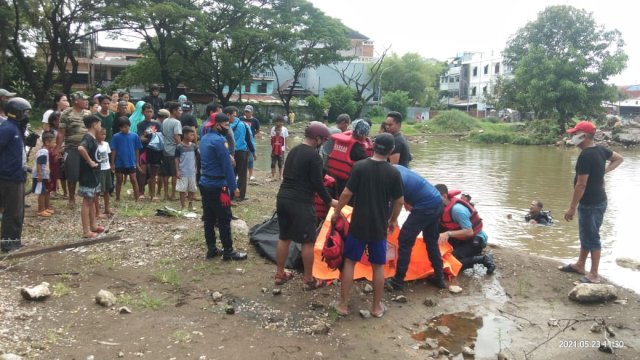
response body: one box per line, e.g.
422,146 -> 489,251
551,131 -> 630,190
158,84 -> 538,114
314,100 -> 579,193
322,213 -> 349,270
147,132 -> 165,152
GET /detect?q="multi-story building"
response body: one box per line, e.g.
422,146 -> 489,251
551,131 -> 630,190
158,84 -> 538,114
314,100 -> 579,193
440,51 -> 512,110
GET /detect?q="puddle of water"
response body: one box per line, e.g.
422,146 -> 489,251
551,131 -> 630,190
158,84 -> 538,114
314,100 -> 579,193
411,311 -> 513,359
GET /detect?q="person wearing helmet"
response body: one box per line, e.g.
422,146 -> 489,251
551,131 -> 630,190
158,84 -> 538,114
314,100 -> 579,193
274,121 -> 337,290
142,85 -> 165,119
0,97 -> 31,252
326,118 -> 373,195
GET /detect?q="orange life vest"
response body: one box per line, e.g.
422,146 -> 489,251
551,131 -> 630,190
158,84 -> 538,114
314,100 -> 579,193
440,197 -> 483,236
326,131 -> 373,181
314,175 -> 336,220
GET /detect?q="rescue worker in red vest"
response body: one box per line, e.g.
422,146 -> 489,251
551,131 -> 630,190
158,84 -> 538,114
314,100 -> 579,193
435,184 -> 496,274
326,119 -> 373,196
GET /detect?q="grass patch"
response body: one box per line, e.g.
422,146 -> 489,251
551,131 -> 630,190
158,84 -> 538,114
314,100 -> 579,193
45,329 -> 59,344
154,267 -> 181,289
86,253 -> 116,269
119,290 -> 165,310
172,329 -> 191,343
52,282 -> 71,297
116,200 -> 158,217
424,110 -> 481,133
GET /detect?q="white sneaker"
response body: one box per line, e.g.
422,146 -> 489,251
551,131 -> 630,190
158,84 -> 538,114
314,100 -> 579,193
250,176 -> 256,181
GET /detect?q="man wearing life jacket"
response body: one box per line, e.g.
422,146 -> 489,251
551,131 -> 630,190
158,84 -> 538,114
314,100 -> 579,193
321,113 -> 350,169
385,165 -> 446,291
326,119 -> 373,195
525,200 -> 552,225
435,184 -> 495,274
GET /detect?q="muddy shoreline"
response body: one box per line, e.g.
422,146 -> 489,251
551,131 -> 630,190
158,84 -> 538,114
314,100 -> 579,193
1,169 -> 639,360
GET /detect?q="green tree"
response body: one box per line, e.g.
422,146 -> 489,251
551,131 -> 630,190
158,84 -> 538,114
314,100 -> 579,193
382,90 -> 410,119
271,0 -> 350,114
503,5 -> 627,133
323,85 -> 358,120
305,95 -> 329,121
380,53 -> 446,107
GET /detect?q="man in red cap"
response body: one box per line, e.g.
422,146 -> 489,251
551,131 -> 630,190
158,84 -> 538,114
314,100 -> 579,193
559,121 -> 623,284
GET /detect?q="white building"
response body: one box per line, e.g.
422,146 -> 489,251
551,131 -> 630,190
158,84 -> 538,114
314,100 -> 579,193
440,51 -> 512,110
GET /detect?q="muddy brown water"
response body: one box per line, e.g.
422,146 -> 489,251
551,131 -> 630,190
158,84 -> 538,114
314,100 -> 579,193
254,136 -> 640,293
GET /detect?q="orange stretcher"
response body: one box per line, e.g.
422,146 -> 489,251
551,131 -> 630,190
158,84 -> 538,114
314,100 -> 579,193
313,207 -> 462,281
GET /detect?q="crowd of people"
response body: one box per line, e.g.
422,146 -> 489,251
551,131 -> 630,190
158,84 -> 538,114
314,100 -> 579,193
0,86 -> 625,316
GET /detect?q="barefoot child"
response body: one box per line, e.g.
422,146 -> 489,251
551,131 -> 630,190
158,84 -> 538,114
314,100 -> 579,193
175,126 -> 197,210
33,132 -> 56,217
77,115 -> 104,238
269,115 -> 288,180
95,128 -> 113,217
111,117 -> 142,201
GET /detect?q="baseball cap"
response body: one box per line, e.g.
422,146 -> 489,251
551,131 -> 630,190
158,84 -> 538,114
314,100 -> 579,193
71,91 -> 89,101
157,109 -> 171,118
0,88 -> 17,97
566,121 -> 596,135
373,133 -> 395,154
244,105 -> 253,112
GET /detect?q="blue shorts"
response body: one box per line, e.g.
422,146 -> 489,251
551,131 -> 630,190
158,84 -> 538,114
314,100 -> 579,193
248,153 -> 254,169
343,234 -> 386,265
578,201 -> 607,251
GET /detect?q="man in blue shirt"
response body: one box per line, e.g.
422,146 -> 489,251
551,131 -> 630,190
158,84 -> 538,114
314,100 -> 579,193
227,106 -> 255,201
0,98 -> 30,252
386,165 -> 446,290
199,113 -> 247,261
435,184 -> 495,274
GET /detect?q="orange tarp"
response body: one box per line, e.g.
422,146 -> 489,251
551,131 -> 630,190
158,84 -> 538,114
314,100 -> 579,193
313,207 -> 462,281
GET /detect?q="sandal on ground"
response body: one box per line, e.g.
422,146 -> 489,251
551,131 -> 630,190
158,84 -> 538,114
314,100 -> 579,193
97,214 -> 108,219
83,232 -> 98,239
46,208 -> 55,214
371,303 -> 388,318
37,211 -> 51,217
92,225 -> 105,234
558,263 -> 584,274
303,278 -> 327,291
138,195 -> 145,200
330,302 -> 349,317
274,271 -> 294,285
574,276 -> 600,285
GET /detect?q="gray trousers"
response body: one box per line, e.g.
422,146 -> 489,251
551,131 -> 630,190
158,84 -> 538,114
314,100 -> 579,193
0,179 -> 25,251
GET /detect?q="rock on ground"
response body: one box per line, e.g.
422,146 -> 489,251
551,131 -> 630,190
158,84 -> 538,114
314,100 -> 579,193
20,282 -> 51,301
0,354 -> 23,360
448,285 -> 462,294
568,283 -> 617,303
616,257 -> 640,270
95,289 -> 117,307
231,219 -> 249,236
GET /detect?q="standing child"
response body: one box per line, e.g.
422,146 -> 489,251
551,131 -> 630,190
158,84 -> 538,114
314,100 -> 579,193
111,117 -> 142,201
175,126 -> 197,210
77,115 -> 103,238
45,111 -> 62,197
269,115 -> 288,180
95,128 -> 113,217
33,133 -> 56,217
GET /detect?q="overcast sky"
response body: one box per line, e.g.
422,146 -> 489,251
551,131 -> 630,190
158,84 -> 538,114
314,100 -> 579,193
309,0 -> 639,85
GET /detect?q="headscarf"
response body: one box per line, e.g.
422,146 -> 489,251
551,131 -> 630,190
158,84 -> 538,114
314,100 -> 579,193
178,95 -> 187,103
129,100 -> 146,131
352,119 -> 371,138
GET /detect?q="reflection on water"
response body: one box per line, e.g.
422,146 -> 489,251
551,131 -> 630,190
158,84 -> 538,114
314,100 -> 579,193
254,136 -> 640,293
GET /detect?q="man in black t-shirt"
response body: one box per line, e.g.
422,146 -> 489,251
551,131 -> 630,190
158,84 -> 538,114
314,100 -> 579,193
332,133 -> 404,318
77,115 -> 103,239
274,122 -> 337,290
560,121 -> 623,284
179,101 -> 198,130
382,111 -> 412,168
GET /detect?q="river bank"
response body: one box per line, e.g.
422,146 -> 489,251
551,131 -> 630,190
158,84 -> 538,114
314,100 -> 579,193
1,168 -> 639,359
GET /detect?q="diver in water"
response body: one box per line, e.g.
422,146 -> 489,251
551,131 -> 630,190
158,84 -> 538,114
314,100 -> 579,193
525,200 -> 552,225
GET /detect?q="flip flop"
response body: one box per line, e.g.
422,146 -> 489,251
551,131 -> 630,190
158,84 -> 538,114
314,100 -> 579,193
558,264 -> 584,274
303,278 -> 327,291
83,232 -> 98,239
274,271 -> 294,285
331,303 -> 349,317
371,303 -> 387,318
575,276 -> 600,285
92,225 -> 105,234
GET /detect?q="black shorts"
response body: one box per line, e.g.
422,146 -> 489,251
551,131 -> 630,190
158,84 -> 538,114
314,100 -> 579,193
32,179 -> 49,194
64,147 -> 81,182
271,154 -> 283,169
161,156 -> 177,176
147,150 -> 163,166
115,167 -> 136,174
276,197 -> 317,244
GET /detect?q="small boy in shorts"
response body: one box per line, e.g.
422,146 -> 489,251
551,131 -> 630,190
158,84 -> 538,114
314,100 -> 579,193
175,126 -> 197,210
111,117 -> 142,201
95,128 -> 113,217
77,115 -> 104,238
33,132 -> 56,217
269,115 -> 288,180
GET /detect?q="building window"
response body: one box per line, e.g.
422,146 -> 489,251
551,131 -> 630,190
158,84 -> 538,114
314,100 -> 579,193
482,86 -> 488,95
495,63 -> 500,74
484,65 -> 489,75
471,87 -> 477,96
455,75 -> 460,82
257,82 -> 268,94
300,72 -> 306,78
449,76 -> 454,83
473,67 -> 478,77
244,84 -> 251,92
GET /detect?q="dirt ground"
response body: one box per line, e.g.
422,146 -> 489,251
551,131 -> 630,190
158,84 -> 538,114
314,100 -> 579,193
1,169 -> 639,360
